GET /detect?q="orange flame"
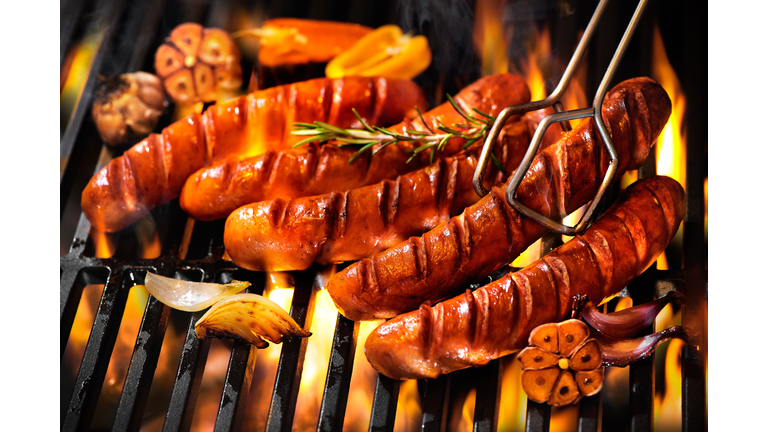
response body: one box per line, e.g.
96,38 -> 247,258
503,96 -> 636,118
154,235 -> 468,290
473,0 -> 509,76
651,24 -> 687,271
498,356 -> 526,431
456,389 -> 476,432
654,338 -> 684,431
91,229 -> 118,258
652,24 -> 686,191
394,379 -> 421,432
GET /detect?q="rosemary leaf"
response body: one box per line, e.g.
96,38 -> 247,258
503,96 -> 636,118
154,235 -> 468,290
371,125 -> 401,138
292,133 -> 333,148
314,121 -> 350,136
447,94 -> 482,125
409,142 -> 434,154
349,142 -> 377,163
471,107 -> 495,119
415,106 -> 435,134
463,136 -> 480,149
291,129 -> 326,136
372,140 -> 397,155
491,153 -> 507,175
337,137 -> 377,145
293,122 -> 319,129
352,108 -> 377,134
405,130 -> 430,136
437,135 -> 450,152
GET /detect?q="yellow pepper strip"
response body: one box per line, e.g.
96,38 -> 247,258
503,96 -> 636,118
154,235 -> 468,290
325,24 -> 432,80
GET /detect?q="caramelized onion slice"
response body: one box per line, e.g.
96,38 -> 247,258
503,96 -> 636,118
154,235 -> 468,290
144,272 -> 250,312
194,293 -> 311,346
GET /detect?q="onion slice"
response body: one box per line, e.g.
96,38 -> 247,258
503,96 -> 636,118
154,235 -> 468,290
194,293 -> 311,347
144,272 -> 250,312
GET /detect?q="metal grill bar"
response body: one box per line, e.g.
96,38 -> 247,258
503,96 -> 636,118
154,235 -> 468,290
317,314 -> 360,432
60,1 -> 706,431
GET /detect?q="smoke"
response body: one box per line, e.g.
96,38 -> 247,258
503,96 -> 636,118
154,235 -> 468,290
395,0 -> 482,104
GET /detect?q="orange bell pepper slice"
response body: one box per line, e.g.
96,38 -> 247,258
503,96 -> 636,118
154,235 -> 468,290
325,24 -> 432,80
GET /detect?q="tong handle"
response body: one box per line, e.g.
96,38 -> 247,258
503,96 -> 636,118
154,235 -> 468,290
472,0 -> 649,236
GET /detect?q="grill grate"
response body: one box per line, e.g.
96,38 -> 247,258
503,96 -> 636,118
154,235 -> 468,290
60,1 -> 707,431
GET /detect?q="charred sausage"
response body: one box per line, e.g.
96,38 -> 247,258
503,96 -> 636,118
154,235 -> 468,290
81,76 -> 427,232
223,118 -> 549,271
364,175 -> 686,380
325,77 -> 672,321
179,72 -> 532,222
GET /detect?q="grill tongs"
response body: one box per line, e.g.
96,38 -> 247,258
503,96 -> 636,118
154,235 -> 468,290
472,0 -> 649,235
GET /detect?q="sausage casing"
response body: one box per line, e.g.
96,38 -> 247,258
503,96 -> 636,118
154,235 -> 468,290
81,76 -> 427,232
180,72 -> 532,221
364,175 -> 685,380
325,77 -> 672,321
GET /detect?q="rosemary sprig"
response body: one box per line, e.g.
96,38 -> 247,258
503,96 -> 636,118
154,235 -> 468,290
291,96 -> 499,165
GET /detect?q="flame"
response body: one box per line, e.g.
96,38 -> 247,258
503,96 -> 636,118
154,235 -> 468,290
63,284 -> 106,377
550,406 -> 578,432
518,25 -> 551,101
498,356 -> 526,431
653,24 -> 687,192
654,338 -> 685,432
394,379 -> 421,432
512,239 -> 541,268
61,29 -> 102,103
91,229 -> 118,258
456,388 -> 476,432
704,177 -> 708,244
293,288 -> 339,430
473,0 -> 509,75
343,320 -> 382,430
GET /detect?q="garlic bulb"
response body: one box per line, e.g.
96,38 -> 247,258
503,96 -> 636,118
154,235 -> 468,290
92,71 -> 167,146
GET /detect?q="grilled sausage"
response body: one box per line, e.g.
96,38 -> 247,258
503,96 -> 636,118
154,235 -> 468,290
223,118 -> 551,271
325,77 -> 672,321
179,72 -> 532,221
364,175 -> 686,380
81,76 -> 427,232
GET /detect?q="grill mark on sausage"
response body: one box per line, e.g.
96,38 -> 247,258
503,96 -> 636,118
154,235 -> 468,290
328,190 -> 349,241
377,179 -> 391,229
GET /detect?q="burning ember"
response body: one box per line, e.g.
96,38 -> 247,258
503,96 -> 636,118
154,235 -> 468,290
60,1 -> 707,431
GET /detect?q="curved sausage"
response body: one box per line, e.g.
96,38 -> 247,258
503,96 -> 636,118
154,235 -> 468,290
81,76 -> 428,232
223,118 -> 549,271
364,175 -> 686,380
325,77 -> 672,321
179,72 -> 532,221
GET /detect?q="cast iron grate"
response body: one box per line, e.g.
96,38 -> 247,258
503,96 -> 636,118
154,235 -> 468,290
60,0 -> 707,431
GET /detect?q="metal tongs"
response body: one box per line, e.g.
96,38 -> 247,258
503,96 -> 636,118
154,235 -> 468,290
472,0 -> 649,236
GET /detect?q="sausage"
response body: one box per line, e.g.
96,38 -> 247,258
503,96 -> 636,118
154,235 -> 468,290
179,72 -> 532,221
223,118 -> 550,271
363,175 -> 686,380
81,76 -> 428,232
325,77 -> 672,321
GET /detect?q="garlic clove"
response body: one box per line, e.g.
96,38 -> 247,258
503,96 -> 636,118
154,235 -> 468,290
548,370 -> 581,406
528,322 -> 559,353
557,319 -> 590,358
575,367 -> 605,397
144,272 -> 249,312
568,339 -> 603,371
518,346 -> 560,370
521,368 -> 560,404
